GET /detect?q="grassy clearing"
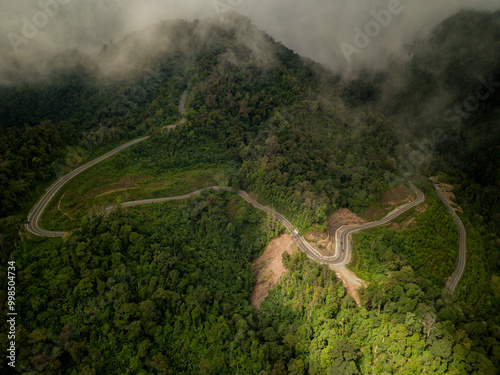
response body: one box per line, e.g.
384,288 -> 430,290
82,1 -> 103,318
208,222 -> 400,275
40,144 -> 225,231
361,184 -> 415,221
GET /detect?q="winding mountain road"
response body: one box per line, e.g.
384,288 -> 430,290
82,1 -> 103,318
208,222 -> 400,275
107,185 -> 424,268
26,90 -> 188,237
25,87 -> 430,271
434,184 -> 466,293
25,136 -> 150,237
27,164 -> 425,271
330,183 -> 425,266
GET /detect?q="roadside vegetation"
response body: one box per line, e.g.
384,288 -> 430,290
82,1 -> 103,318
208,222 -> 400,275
41,148 -> 224,230
353,190 -> 459,285
3,194 -> 496,374
3,195 -> 497,374
0,11 -> 498,374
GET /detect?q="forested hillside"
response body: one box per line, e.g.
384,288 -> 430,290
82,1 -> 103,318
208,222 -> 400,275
352,10 -> 500,275
0,14 -> 397,232
0,10 -> 499,375
3,193 -> 498,374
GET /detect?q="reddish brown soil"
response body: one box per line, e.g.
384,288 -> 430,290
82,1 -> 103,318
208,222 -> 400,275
330,265 -> 367,307
250,234 -> 296,309
325,208 -> 367,239
431,177 -> 463,213
379,184 -> 414,209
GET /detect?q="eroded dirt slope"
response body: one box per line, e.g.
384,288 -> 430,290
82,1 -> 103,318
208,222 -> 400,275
251,234 -> 296,309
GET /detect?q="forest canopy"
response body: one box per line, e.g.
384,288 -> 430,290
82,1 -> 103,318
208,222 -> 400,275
0,11 -> 499,375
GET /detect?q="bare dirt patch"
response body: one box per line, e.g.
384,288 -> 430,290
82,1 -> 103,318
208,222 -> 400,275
363,205 -> 385,221
297,185 -> 418,305
301,209 -> 369,305
302,209 -> 368,257
325,208 -> 367,239
330,265 -> 367,306
430,177 -> 463,213
305,231 -> 335,255
379,184 -> 413,209
251,234 -> 296,310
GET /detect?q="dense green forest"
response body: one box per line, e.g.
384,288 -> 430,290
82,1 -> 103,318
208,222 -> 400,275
2,193 -> 498,374
353,187 -> 494,312
0,10 -> 499,375
359,10 -> 500,273
0,15 -> 396,233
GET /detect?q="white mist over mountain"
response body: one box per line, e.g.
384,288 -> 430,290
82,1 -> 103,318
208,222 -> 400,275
1,0 -> 499,84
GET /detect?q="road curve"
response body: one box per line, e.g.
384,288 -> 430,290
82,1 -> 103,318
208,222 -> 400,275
26,90 -> 189,237
112,187 -> 323,261
25,137 -> 151,237
27,166 -> 425,268
434,184 -> 466,293
25,87 -> 426,267
114,184 -> 424,267
330,182 -> 425,266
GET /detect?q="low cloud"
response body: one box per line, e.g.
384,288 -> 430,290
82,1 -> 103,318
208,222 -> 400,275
241,0 -> 500,76
1,0 -> 499,85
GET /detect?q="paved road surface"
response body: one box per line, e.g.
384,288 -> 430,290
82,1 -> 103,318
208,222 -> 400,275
27,170 -> 425,268
120,187 -> 233,208
114,187 -> 325,261
25,137 -> 151,237
115,185 -> 424,267
329,183 -> 425,266
26,90 -> 189,237
179,90 -> 187,114
25,87 -> 430,269
434,184 -> 466,293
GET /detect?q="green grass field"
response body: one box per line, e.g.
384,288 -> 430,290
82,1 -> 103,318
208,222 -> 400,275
40,142 -> 225,231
